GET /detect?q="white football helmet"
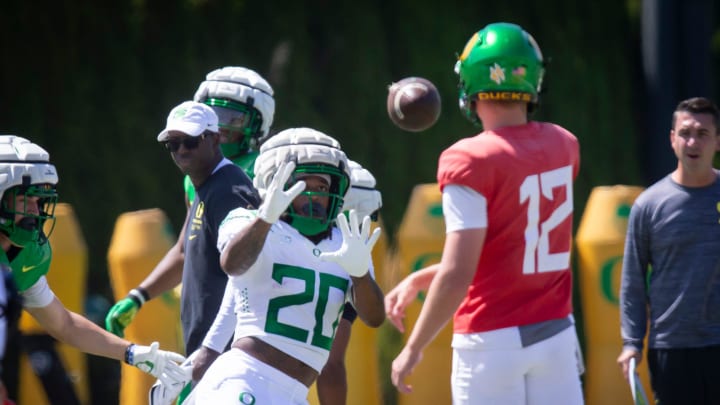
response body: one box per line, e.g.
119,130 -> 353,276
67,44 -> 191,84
342,160 -> 382,221
193,66 -> 275,155
254,128 -> 350,236
0,136 -> 58,246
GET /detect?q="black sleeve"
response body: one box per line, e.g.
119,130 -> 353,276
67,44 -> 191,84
341,302 -> 357,323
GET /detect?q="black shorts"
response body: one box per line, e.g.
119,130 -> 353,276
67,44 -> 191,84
647,344 -> 720,405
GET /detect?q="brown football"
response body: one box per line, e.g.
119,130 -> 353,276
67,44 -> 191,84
386,77 -> 441,132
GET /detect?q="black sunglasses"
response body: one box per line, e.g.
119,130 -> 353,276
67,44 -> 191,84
162,134 -> 206,152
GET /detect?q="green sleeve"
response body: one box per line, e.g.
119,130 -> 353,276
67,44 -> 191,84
8,242 -> 52,292
184,174 -> 195,204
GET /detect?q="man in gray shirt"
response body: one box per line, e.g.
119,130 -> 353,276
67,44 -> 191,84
618,96 -> 720,405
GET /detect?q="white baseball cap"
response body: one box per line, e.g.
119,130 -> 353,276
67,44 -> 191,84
157,101 -> 220,142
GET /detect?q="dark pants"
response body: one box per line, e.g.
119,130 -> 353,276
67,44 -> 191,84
647,345 -> 720,405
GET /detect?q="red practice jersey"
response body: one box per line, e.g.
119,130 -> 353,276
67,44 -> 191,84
437,121 -> 580,334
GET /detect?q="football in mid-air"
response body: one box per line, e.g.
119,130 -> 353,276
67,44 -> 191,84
386,77 -> 441,132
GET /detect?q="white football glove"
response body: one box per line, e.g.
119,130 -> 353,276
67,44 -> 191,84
149,349 -> 198,405
319,210 -> 381,277
126,342 -> 190,387
257,161 -> 306,224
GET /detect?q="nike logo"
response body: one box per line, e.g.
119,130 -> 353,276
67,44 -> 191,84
188,235 -> 197,240
22,265 -> 37,273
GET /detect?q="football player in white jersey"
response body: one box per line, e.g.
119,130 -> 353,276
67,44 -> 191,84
166,159 -> 383,405
191,128 -> 385,404
154,159 -> 383,405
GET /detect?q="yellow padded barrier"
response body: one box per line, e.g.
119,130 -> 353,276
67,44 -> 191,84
107,209 -> 182,405
575,185 -> 654,405
394,184 -> 451,405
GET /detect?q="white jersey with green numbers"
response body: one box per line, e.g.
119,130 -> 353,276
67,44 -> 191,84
217,207 -> 354,372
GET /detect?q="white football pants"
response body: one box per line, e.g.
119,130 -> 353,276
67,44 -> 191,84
451,325 -> 584,405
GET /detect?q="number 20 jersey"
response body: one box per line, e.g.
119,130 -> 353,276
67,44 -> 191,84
217,207 -> 355,372
437,121 -> 580,334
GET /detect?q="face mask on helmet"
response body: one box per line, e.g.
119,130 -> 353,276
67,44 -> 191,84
455,22 -> 545,125
205,99 -> 264,157
284,164 -> 350,236
0,184 -> 58,247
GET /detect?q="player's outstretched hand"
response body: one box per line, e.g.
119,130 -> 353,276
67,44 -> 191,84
320,210 -> 381,277
257,161 -> 305,224
391,346 -> 423,394
384,276 -> 421,333
149,349 -> 197,405
127,342 -> 190,387
105,297 -> 140,337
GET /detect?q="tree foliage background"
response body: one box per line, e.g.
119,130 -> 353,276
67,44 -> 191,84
0,0 -> 716,403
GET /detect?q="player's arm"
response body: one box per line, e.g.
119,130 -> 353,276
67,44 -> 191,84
349,273 -> 385,328
391,228 -> 484,393
25,280 -> 189,386
385,263 -> 439,332
193,280 -> 237,380
219,218 -> 271,276
390,183 -> 488,392
220,161 -> 304,276
105,209 -> 189,337
316,317 -> 352,405
138,209 -> 189,297
404,230 -> 483,350
320,211 -> 385,327
29,296 -> 130,359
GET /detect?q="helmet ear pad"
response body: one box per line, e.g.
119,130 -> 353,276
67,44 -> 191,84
341,160 -> 383,221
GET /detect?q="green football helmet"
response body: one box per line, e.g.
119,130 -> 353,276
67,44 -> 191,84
0,136 -> 59,247
455,22 -> 545,124
253,128 -> 350,237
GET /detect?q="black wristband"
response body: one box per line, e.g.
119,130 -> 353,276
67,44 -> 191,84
126,293 -> 142,308
135,287 -> 150,302
127,287 -> 150,308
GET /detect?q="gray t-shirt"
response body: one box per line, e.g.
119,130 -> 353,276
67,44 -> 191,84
620,172 -> 720,351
